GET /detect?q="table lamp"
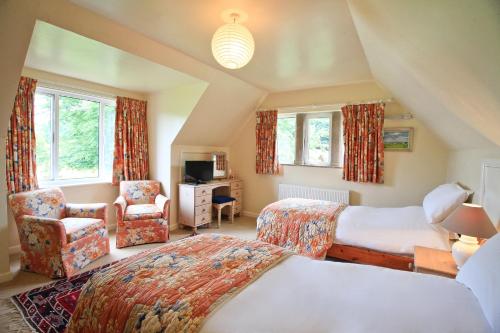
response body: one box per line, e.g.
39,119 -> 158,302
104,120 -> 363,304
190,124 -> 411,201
441,203 -> 498,269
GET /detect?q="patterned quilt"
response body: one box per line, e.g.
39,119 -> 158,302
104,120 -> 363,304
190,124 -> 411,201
257,198 -> 347,259
67,234 -> 291,333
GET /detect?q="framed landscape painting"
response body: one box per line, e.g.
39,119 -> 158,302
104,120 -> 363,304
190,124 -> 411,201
383,127 -> 414,151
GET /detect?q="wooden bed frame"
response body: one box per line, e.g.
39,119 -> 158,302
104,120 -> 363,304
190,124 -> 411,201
326,243 -> 414,272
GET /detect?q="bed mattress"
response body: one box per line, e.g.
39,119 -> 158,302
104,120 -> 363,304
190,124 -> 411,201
334,206 -> 451,255
202,256 -> 490,333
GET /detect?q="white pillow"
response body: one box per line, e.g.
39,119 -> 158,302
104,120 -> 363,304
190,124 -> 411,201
457,233 -> 500,332
422,183 -> 468,224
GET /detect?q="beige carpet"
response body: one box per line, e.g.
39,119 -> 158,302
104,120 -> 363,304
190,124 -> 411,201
0,216 -> 257,299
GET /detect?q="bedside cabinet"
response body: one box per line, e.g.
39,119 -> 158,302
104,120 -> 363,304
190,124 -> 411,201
414,246 -> 458,278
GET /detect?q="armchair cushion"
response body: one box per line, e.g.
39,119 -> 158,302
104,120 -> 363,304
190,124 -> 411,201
120,180 -> 160,205
65,203 -> 107,220
9,188 -> 66,221
124,204 -> 162,221
61,217 -> 106,242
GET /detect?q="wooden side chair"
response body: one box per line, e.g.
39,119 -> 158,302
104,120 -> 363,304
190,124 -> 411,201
212,196 -> 235,228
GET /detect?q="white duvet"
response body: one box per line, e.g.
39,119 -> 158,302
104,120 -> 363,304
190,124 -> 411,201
334,206 -> 451,254
202,256 -> 491,333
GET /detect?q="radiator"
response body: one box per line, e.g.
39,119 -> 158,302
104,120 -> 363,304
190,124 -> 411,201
278,184 -> 350,204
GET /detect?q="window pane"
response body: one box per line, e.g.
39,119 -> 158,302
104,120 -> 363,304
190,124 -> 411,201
277,116 -> 296,164
103,103 -> 116,179
34,93 -> 53,181
58,96 -> 99,179
306,117 -> 331,165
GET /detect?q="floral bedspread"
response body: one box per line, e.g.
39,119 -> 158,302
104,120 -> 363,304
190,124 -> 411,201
67,234 -> 291,333
257,198 -> 347,259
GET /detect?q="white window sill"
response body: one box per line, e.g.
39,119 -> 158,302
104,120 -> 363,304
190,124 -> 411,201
279,163 -> 343,169
39,179 -> 113,189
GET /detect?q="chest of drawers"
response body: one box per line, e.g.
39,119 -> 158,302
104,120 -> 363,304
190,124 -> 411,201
178,179 -> 243,230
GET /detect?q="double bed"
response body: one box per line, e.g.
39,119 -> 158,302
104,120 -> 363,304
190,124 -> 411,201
257,183 -> 471,270
67,233 -> 499,332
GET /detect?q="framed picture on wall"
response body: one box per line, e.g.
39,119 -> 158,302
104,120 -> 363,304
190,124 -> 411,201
383,127 -> 414,151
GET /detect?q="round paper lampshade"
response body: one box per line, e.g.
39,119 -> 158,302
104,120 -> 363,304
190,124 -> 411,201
211,21 -> 255,69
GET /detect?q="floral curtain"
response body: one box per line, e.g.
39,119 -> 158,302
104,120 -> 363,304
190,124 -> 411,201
5,76 -> 39,193
112,97 -> 149,185
342,103 -> 385,184
256,110 -> 279,175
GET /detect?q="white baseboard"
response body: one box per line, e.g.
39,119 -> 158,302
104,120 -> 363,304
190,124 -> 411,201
0,270 -> 13,283
242,211 -> 260,218
9,245 -> 20,255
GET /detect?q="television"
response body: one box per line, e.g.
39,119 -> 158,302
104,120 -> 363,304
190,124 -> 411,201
185,161 -> 214,184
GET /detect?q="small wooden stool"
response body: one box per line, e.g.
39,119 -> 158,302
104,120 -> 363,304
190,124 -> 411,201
212,200 -> 235,228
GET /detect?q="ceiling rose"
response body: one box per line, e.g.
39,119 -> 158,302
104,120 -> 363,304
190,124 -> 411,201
211,11 -> 255,70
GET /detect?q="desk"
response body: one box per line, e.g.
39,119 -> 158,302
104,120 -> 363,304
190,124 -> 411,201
178,179 -> 243,231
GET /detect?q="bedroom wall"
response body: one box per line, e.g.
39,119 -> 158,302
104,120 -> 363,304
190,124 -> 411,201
7,68 -> 149,252
0,0 -> 40,282
447,147 -> 500,203
230,82 -> 450,216
148,84 -> 209,229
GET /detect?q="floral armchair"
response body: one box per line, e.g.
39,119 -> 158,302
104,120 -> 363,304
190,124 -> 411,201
114,180 -> 170,248
8,188 -> 110,278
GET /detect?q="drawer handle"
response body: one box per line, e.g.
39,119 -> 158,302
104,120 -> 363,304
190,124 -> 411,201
202,208 -> 206,213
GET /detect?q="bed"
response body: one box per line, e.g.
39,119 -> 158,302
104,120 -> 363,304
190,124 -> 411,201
67,233 -> 499,332
257,183 -> 471,270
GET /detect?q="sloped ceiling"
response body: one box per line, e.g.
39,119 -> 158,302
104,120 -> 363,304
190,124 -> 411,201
69,0 -> 373,92
348,0 -> 500,149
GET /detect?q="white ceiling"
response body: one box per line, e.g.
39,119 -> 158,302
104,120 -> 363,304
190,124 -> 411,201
25,21 -> 202,94
69,0 -> 373,92
348,0 -> 500,149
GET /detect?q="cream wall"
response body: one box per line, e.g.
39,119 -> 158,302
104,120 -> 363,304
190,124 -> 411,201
0,0 -> 40,282
147,84 -> 209,228
230,83 -> 450,215
447,148 -> 500,203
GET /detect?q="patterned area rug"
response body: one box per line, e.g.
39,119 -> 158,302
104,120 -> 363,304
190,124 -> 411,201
10,262 -> 116,333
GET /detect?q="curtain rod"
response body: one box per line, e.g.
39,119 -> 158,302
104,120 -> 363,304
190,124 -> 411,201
257,98 -> 393,112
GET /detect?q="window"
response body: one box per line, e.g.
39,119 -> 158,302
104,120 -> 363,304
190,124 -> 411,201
277,111 -> 342,167
34,87 -> 116,185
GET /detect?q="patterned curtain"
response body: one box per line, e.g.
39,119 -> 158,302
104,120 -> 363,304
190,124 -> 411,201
215,153 -> 226,171
5,76 -> 39,194
112,97 -> 149,185
342,103 -> 385,184
256,110 -> 280,175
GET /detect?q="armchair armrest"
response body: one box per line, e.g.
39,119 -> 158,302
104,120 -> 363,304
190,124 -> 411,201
65,203 -> 107,221
155,194 -> 170,219
114,195 -> 127,223
19,215 -> 67,248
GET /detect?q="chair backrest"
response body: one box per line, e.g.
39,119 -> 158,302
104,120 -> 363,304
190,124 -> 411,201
120,180 -> 160,205
8,188 -> 66,224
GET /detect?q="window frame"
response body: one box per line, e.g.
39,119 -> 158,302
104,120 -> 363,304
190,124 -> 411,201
277,110 -> 343,168
36,86 -> 116,187
276,113 -> 298,165
303,112 -> 333,167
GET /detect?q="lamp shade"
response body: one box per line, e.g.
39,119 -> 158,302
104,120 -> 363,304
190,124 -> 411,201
441,203 -> 497,239
211,22 -> 255,69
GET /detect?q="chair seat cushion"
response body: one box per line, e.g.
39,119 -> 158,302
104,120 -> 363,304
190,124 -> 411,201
61,217 -> 105,242
212,196 -> 236,204
124,204 -> 162,221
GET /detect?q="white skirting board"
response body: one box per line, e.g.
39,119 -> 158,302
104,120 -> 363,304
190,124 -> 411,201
242,211 -> 260,218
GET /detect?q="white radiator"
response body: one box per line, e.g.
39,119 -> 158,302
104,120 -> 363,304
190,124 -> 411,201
278,184 -> 350,204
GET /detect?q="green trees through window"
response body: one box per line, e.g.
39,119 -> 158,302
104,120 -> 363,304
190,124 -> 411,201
34,88 -> 115,182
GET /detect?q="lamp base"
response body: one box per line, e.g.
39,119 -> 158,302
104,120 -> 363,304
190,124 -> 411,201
452,235 -> 479,269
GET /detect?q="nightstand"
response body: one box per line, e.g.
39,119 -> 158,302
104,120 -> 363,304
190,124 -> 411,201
414,246 -> 458,278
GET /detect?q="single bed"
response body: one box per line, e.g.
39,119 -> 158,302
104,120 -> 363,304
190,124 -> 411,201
257,183 -> 471,270
67,233 -> 500,333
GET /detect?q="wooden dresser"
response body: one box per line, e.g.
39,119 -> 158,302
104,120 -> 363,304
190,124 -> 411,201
178,179 -> 243,230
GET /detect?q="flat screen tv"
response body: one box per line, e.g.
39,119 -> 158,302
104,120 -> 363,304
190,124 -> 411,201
185,161 -> 214,184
